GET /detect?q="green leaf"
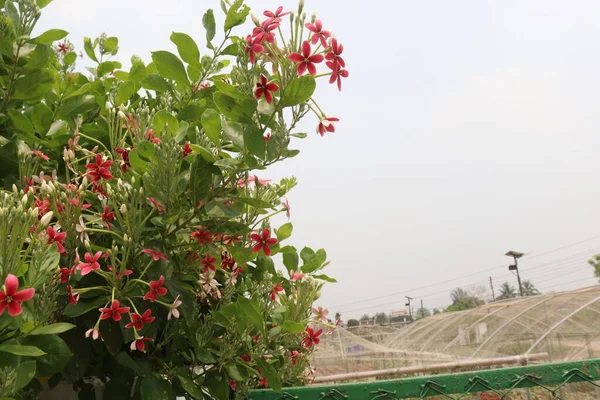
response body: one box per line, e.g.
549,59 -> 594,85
24,44 -> 50,69
282,320 -> 305,334
29,323 -> 75,336
225,364 -> 244,381
213,80 -> 246,100
255,358 -> 282,392
13,69 -> 54,100
201,108 -> 221,145
5,1 -> 19,36
14,360 -> 36,390
237,297 -> 263,331
64,51 -> 77,66
31,103 -> 53,133
244,125 -> 265,159
224,0 -> 250,32
130,61 -> 147,82
221,120 -> 244,148
0,342 -> 45,357
300,247 -> 315,264
276,222 -> 293,241
170,32 -> 200,67
280,75 -> 316,107
22,335 -> 72,377
141,74 -> 171,92
140,375 -> 176,400
115,80 -> 135,105
8,110 -> 34,133
57,94 -> 96,119
151,51 -> 189,87
83,37 -> 98,62
195,348 -> 216,363
152,109 -> 179,137
63,82 -> 91,100
190,156 -> 215,207
177,375 -> 204,399
291,132 -> 307,139
103,36 -> 119,53
189,144 -> 215,162
115,351 -> 143,375
97,61 -> 121,77
31,29 -> 68,44
222,43 -> 240,56
64,296 -> 106,317
312,274 -> 337,283
282,252 -> 299,273
203,9 -> 216,43
213,92 -> 255,122
37,0 -> 54,7
46,120 -> 67,136
205,200 -> 239,219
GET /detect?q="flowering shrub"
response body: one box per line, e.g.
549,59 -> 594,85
0,0 -> 347,398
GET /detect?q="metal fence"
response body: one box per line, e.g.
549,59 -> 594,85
248,358 -> 600,399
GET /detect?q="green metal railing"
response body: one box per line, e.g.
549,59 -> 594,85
248,358 -> 600,399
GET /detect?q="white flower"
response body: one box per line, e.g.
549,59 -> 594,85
76,216 -> 89,242
168,295 -> 182,320
85,328 -> 101,341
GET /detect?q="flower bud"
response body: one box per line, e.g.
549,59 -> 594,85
105,101 -> 113,112
298,0 -> 304,13
251,13 -> 260,26
12,184 -> 18,194
21,194 -> 28,205
39,211 -> 53,227
30,207 -> 39,219
123,233 -> 129,242
310,12 -> 316,23
84,239 -> 91,251
40,180 -> 53,195
117,111 -> 127,120
17,140 -> 30,157
120,204 -> 127,214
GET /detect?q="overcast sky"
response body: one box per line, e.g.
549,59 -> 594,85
36,0 -> 600,319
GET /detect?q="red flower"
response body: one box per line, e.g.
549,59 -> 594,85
125,309 -> 155,331
57,42 -> 69,54
288,41 -> 324,76
281,197 -> 291,219
46,226 -> 67,254
86,154 -> 113,183
264,132 -> 271,143
301,326 -> 323,348
251,228 -> 278,256
290,350 -> 299,366
66,286 -> 79,305
31,150 -> 49,161
24,177 -> 35,194
258,377 -> 268,388
99,300 -> 130,322
144,129 -> 161,144
146,197 -> 166,212
201,254 -> 217,273
316,117 -> 339,136
107,265 -> 133,279
245,35 -> 264,64
115,148 -> 131,173
326,61 -> 349,91
130,337 -> 153,353
255,74 -> 279,104
270,282 -> 284,301
0,274 -> 35,317
241,354 -> 251,362
222,235 -> 242,246
263,6 -> 290,19
143,275 -> 167,302
305,19 -> 331,48
191,227 -> 213,245
76,251 -> 103,276
228,380 -> 237,391
141,249 -> 168,262
182,142 -> 193,158
101,206 -> 115,230
325,38 -> 345,68
252,19 -> 279,44
59,267 -> 74,284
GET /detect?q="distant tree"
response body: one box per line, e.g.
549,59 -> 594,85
432,308 -> 441,315
497,282 -> 517,300
415,307 -> 431,320
450,288 -> 469,304
334,312 -> 341,321
589,255 -> 600,281
347,319 -> 359,327
360,314 -> 370,321
446,287 -> 485,312
374,312 -> 388,325
521,280 -> 540,296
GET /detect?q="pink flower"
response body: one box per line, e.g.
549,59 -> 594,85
326,61 -> 349,91
290,350 -> 299,366
245,35 -> 264,64
264,132 -> 271,143
258,377 -> 269,388
302,326 -> 323,348
270,282 -> 284,301
290,270 -> 305,282
281,197 -> 291,219
325,38 -> 345,68
46,226 -> 67,254
101,206 -> 115,231
32,150 -> 49,161
125,309 -> 155,331
168,295 -> 182,320
57,42 -> 69,54
289,41 -> 324,76
222,235 -> 242,246
327,318 -> 342,335
201,254 -> 217,273
191,227 -> 213,245
263,6 -> 290,19
76,251 -> 103,276
60,266 -> 74,284
305,19 -> 331,48
252,19 -> 279,44
0,274 -> 35,317
107,265 -> 133,279
229,380 -> 237,391
312,306 -> 329,322
255,74 -> 279,104
99,300 -> 130,322
143,275 -> 168,302
67,286 -> 79,305
141,249 -> 168,262
251,228 -> 278,256
146,197 -> 166,213
238,175 -> 271,187
130,337 -> 153,353
85,328 -> 101,340
182,142 -> 193,158
86,154 -> 113,183
316,117 -> 339,136
115,147 -> 131,173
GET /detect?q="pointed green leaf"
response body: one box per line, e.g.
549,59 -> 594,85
201,108 -> 221,145
224,0 -> 250,32
203,9 -> 216,43
103,36 -> 119,53
282,251 -> 299,273
282,320 -> 305,334
237,297 -> 263,331
152,109 -> 179,137
170,32 -> 200,67
312,274 -> 337,283
29,323 -> 75,335
8,110 -> 34,133
115,80 -> 135,105
31,29 -> 68,44
63,83 -> 91,100
14,360 -> 36,390
221,120 -> 244,148
244,125 -> 265,158
97,61 -> 121,77
280,75 -> 316,107
254,358 -> 281,392
83,37 -> 98,62
151,51 -> 189,87
0,342 -> 46,357
276,222 -> 292,241
140,375 -> 176,400
141,74 -> 171,92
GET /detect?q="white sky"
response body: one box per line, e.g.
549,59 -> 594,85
36,0 -> 600,319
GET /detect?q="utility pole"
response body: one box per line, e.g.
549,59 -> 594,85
405,296 -> 413,321
489,276 -> 496,302
420,299 -> 424,319
506,250 -> 525,297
